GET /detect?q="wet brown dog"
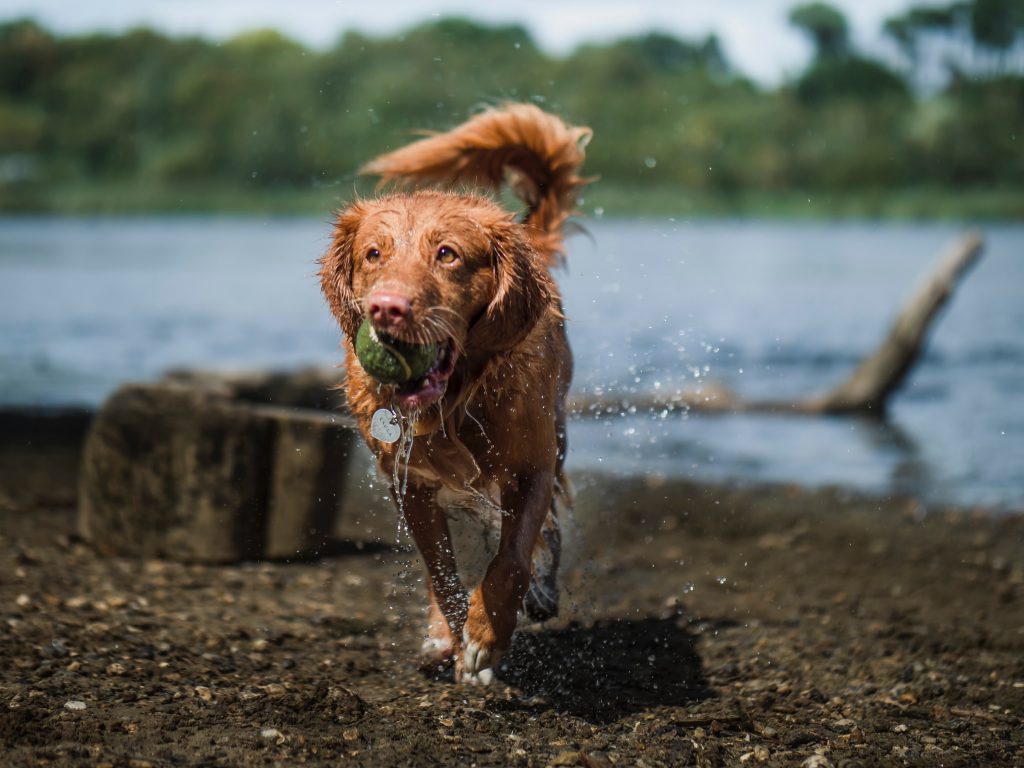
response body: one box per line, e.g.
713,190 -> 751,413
319,104 -> 590,683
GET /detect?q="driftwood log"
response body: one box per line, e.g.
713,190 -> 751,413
568,230 -> 984,418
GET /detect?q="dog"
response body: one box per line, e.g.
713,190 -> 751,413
319,104 -> 591,683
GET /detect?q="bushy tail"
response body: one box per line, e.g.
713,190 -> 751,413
361,103 -> 592,263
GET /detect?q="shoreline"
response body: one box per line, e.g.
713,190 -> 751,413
3,183 -> 1022,221
3,403 -> 1021,520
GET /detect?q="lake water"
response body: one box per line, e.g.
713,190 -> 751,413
1,216 -> 1021,510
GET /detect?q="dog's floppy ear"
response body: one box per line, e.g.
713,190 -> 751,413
466,221 -> 556,354
319,204 -> 365,339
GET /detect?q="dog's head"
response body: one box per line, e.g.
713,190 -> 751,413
320,191 -> 555,410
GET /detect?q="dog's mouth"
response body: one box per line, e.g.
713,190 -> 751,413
393,336 -> 458,412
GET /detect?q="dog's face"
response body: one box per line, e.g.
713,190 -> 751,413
320,191 -> 555,410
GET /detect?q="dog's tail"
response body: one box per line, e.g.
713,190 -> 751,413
361,103 -> 592,263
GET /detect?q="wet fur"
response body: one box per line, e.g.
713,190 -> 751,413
319,104 -> 590,682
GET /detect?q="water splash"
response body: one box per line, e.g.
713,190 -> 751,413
390,410 -> 419,539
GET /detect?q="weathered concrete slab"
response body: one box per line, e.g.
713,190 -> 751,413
162,367 -> 345,412
78,382 -> 356,563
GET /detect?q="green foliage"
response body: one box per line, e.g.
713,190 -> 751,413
885,0 -> 1024,79
0,10 -> 1021,217
788,3 -> 850,60
970,0 -> 1024,50
794,56 -> 910,103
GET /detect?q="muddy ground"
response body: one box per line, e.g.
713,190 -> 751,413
1,412 -> 1023,767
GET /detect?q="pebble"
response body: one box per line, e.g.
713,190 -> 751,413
44,639 -> 69,658
64,700 -> 87,711
194,686 -> 213,702
260,727 -> 285,744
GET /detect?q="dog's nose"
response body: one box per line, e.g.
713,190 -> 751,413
367,291 -> 412,328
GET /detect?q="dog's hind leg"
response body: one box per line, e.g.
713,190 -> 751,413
524,473 -> 570,622
524,507 -> 561,621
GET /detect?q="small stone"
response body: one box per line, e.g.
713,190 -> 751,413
107,662 -> 127,676
260,727 -> 286,744
438,716 -> 454,728
584,752 -> 613,768
64,700 -> 87,711
194,686 -> 213,702
342,727 -> 360,741
893,724 -> 908,733
15,594 -> 31,608
833,718 -> 856,731
551,751 -> 583,766
44,639 -> 69,658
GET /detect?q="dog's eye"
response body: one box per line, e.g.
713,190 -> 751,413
366,248 -> 381,263
437,246 -> 459,265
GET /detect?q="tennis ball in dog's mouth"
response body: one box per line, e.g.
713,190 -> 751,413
354,320 -> 439,385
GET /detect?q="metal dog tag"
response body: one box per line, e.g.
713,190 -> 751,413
370,408 -> 401,444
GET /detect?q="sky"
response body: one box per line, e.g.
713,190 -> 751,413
0,0 -> 918,84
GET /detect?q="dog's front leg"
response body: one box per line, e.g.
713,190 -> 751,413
459,470 -> 553,684
400,486 -> 467,667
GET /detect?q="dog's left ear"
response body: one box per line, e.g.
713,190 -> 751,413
319,204 -> 366,339
466,222 -> 556,354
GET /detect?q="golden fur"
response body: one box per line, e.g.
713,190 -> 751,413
319,104 -> 590,683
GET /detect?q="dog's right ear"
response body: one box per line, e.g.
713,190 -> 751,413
319,204 -> 365,339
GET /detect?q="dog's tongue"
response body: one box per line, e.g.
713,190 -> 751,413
395,339 -> 457,411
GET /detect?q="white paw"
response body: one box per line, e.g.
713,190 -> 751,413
421,635 -> 453,658
460,627 -> 500,685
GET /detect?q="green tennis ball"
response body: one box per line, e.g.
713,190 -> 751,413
354,320 -> 438,385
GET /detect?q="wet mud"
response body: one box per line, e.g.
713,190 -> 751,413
1,424 -> 1023,767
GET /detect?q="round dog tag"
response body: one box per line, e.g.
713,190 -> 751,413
370,408 -> 401,444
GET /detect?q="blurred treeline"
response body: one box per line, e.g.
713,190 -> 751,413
1,1 -> 1022,217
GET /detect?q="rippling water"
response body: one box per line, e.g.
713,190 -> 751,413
1,216 -> 1021,509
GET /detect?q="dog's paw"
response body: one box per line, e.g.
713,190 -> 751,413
419,612 -> 457,675
420,635 -> 455,662
458,625 -> 500,685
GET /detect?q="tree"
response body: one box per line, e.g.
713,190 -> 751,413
971,0 -> 1024,52
884,0 -> 1024,84
789,2 -> 850,60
